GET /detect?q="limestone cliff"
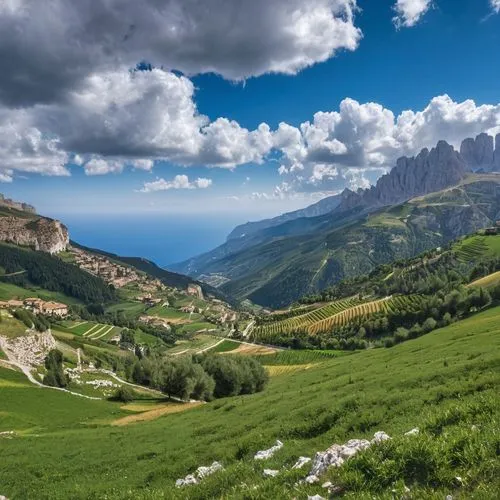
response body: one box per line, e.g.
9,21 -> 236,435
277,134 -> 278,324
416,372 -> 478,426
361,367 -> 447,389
460,132 -> 500,172
337,140 -> 468,212
0,216 -> 68,254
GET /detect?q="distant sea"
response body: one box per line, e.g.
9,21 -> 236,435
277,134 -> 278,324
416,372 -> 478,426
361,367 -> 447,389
60,214 -> 245,268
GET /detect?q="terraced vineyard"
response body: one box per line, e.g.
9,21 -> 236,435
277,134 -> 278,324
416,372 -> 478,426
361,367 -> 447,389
252,297 -> 362,339
455,236 -> 489,262
253,295 -> 424,341
61,321 -> 122,341
307,295 -> 423,335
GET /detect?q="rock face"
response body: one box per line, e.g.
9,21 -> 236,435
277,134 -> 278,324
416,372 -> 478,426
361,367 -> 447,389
0,193 -> 36,214
0,216 -> 68,254
338,140 -> 468,212
460,133 -> 500,172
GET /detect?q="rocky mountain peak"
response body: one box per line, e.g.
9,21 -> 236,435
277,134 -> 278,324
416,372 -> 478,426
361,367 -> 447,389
460,132 -> 500,172
336,139 -> 467,213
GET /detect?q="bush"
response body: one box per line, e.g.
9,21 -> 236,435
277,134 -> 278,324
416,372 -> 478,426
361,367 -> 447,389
110,386 -> 135,402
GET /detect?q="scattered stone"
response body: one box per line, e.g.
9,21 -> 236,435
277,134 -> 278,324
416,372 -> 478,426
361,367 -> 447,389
322,481 -> 332,489
404,486 -> 411,493
0,495 -> 9,500
292,456 -> 311,469
254,440 -> 283,460
404,428 -> 419,436
196,461 -> 223,479
0,431 -> 16,439
175,461 -> 224,487
371,431 -> 391,443
308,496 -> 325,500
471,425 -> 478,431
445,495 -> 453,500
175,474 -> 198,487
263,469 -> 279,477
454,476 -> 463,485
306,432 -> 389,483
305,475 -> 319,484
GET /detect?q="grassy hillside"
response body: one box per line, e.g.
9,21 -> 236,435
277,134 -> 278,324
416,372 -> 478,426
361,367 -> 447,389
1,306 -> 499,499
188,177 -> 500,308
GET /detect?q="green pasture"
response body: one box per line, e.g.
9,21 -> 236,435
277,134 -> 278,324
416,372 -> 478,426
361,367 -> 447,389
1,305 -> 499,499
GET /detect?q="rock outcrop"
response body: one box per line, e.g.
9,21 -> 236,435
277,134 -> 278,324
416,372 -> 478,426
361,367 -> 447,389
305,431 -> 391,484
254,440 -> 284,460
175,461 -> 224,487
460,132 -> 500,172
0,216 -> 68,254
0,193 -> 36,214
337,140 -> 468,212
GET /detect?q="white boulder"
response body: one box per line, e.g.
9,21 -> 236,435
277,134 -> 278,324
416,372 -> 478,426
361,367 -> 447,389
404,428 -> 419,436
254,440 -> 283,460
292,456 -> 311,469
263,469 -> 279,477
372,431 -> 391,443
308,496 -> 325,500
306,432 -> 390,482
175,461 -> 224,487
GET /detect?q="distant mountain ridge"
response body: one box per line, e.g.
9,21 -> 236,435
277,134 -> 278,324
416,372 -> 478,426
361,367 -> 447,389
227,193 -> 342,241
170,132 -> 500,308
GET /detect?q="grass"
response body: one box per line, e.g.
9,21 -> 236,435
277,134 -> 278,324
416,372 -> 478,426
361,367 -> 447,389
166,334 -> 223,355
146,305 -> 197,323
211,339 -> 240,353
105,301 -> 147,318
0,312 -> 29,338
1,306 -> 499,499
455,234 -> 500,263
468,270 -> 500,288
0,281 -> 81,304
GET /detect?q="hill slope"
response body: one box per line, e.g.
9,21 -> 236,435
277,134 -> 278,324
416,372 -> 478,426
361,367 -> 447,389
188,175 -> 500,308
1,305 -> 499,499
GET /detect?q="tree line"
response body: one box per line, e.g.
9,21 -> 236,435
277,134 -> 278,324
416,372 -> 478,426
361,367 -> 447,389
0,244 -> 116,305
130,353 -> 268,401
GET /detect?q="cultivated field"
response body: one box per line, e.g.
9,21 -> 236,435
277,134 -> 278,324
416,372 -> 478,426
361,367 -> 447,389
62,321 -> 122,341
252,295 -> 424,340
468,270 -> 500,288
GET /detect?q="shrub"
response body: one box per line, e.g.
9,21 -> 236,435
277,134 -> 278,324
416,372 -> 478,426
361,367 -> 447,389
111,386 -> 135,402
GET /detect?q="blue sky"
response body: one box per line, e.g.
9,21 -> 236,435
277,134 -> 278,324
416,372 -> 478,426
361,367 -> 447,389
1,0 -> 500,222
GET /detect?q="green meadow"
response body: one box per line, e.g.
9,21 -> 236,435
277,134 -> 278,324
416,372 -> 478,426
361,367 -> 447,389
1,306 -> 499,499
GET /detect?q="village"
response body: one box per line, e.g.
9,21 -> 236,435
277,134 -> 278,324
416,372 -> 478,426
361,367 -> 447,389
70,247 -> 166,291
0,298 -> 68,317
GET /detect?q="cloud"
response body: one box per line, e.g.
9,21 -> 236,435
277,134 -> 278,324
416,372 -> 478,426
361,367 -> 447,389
28,68 -> 273,169
0,0 -> 361,107
140,175 -> 213,193
491,0 -> 500,13
0,107 -> 69,181
277,94 -> 500,192
393,0 -> 432,28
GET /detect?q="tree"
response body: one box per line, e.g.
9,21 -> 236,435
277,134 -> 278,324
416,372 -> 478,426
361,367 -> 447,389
44,349 -> 68,388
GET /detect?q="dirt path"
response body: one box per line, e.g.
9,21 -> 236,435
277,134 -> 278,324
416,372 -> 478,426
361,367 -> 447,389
242,320 -> 255,339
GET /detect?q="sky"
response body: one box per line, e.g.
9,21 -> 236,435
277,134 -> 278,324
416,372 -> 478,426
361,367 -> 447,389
1,0 -> 500,222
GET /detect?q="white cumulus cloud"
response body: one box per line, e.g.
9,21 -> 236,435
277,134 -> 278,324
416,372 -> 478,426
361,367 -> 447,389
393,0 -> 432,28
0,0 -> 361,107
490,0 -> 500,13
140,175 -> 213,193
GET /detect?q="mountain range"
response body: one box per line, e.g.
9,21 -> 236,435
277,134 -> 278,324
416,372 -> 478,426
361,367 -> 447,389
171,132 -> 500,308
